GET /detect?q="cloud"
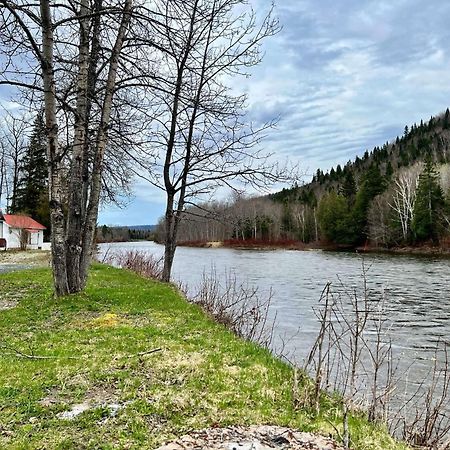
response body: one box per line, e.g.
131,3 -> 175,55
236,0 -> 450,185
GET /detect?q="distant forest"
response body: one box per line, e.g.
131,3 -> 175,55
156,109 -> 450,249
97,225 -> 156,243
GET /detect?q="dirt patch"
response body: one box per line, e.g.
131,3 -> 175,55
0,299 -> 18,311
0,250 -> 50,267
156,425 -> 345,449
40,385 -> 124,421
0,286 -> 37,309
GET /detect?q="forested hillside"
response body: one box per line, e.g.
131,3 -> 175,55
157,109 -> 450,249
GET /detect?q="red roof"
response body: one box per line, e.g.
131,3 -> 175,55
3,214 -> 46,230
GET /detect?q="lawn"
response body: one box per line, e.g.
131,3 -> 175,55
0,264 -> 408,449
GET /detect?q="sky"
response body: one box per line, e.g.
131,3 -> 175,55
101,0 -> 450,225
3,1 -> 450,225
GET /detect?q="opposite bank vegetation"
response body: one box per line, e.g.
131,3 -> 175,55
0,262 -> 409,450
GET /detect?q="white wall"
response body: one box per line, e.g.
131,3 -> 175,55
0,223 -> 45,249
6,226 -> 22,249
28,231 -> 44,250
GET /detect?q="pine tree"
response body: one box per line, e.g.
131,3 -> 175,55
385,161 -> 394,179
340,170 -> 357,207
352,164 -> 386,243
444,108 -> 450,130
411,157 -> 444,243
317,191 -> 356,245
329,167 -> 336,181
14,112 -> 50,234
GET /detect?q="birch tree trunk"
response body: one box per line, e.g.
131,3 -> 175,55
40,0 -> 69,296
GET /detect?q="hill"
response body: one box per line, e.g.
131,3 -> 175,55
267,108 -> 450,248
97,224 -> 156,242
273,109 -> 450,202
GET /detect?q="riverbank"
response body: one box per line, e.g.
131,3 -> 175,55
356,244 -> 450,256
177,238 -> 450,257
0,264 -> 407,449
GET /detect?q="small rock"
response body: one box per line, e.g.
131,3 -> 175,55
106,402 -> 122,417
57,402 -> 91,420
156,445 -> 185,450
224,441 -> 273,450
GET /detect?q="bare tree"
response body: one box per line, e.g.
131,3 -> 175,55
0,112 -> 29,211
140,0 -> 289,281
367,190 -> 397,247
388,164 -> 422,242
0,0 -> 148,295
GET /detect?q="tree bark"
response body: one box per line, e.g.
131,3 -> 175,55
40,0 -> 69,296
66,0 -> 91,293
79,0 -> 133,287
162,193 -> 176,282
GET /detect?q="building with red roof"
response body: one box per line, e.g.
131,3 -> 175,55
0,211 -> 46,250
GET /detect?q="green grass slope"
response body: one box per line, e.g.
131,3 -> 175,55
0,265 -> 407,449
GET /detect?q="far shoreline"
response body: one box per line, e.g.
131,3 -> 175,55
178,239 -> 450,258
96,238 -> 450,258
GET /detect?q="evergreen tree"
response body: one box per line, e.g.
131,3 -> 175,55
411,157 -> 445,243
14,113 -> 50,234
385,161 -> 394,179
329,167 -> 336,181
352,164 -> 386,243
444,108 -> 450,130
340,170 -> 357,207
317,191 -> 356,245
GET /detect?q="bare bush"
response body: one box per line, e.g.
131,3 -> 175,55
104,250 -> 163,280
306,261 -> 450,448
390,343 -> 450,449
192,268 -> 275,348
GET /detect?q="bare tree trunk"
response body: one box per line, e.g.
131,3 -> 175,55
79,0 -> 133,288
40,0 -> 69,296
162,193 -> 176,282
158,1 -> 201,282
314,208 -> 319,242
0,143 -> 6,207
66,0 -> 91,293
10,150 -> 19,212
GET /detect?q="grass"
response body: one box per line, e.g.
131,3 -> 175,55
0,264 -> 409,449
